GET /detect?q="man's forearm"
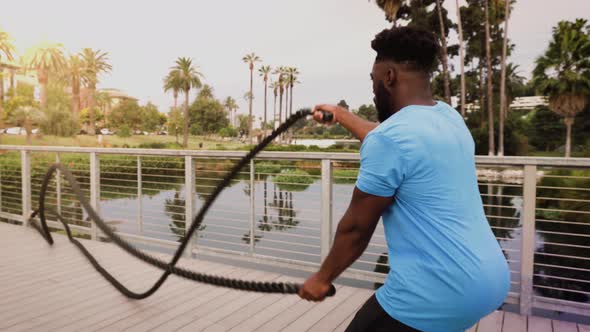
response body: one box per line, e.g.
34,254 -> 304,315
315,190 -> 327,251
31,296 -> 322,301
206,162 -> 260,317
315,214 -> 372,283
335,109 -> 378,142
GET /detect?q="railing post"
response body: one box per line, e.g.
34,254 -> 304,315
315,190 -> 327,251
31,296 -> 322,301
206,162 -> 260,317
184,156 -> 195,257
320,159 -> 333,260
520,164 -> 537,315
249,159 -> 256,254
90,152 -> 100,240
137,156 -> 143,233
56,154 -> 61,215
21,150 -> 31,227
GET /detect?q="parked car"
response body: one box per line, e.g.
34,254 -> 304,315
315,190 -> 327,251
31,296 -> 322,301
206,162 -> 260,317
100,128 -> 115,135
5,127 -> 26,135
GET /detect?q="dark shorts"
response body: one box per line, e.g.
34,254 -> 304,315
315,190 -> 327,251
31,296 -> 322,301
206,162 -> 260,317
345,294 -> 420,332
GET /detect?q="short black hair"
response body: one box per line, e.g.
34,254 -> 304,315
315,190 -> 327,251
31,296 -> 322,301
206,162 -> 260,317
371,26 -> 440,73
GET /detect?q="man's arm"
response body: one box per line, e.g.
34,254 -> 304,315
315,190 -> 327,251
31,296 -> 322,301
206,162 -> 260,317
298,187 -> 393,301
312,104 -> 378,142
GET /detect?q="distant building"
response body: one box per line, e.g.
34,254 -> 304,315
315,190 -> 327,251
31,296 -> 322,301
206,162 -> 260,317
464,96 -> 549,114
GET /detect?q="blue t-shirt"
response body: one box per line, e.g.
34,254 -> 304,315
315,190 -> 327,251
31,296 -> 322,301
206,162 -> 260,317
355,101 -> 510,332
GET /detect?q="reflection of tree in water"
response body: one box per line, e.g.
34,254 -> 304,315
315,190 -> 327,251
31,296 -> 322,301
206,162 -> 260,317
532,170 -> 590,303
242,182 -> 300,245
165,190 -> 205,242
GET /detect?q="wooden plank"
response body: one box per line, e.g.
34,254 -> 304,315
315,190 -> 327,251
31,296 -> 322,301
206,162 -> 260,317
282,286 -> 358,332
527,316 -> 552,332
578,323 -> 590,332
254,286 -> 344,332
331,312 -> 357,332
58,264 -> 234,332
465,323 -> 478,332
96,269 -> 271,332
34,260 -> 226,332
552,320 -> 578,332
307,289 -> 373,332
202,276 -> 298,331
477,311 -> 504,332
169,271 -> 282,332
502,312 -> 526,332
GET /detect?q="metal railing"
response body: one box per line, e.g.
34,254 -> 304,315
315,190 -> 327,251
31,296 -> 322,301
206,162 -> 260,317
0,145 -> 589,318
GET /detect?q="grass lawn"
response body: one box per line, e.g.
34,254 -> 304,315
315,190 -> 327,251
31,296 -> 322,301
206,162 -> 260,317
0,134 -> 247,150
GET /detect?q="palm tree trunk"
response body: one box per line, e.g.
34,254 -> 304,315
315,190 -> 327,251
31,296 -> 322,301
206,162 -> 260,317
456,0 -> 466,117
564,116 -> 574,158
38,69 -> 48,110
263,79 -> 268,136
485,0 -> 495,156
88,85 -> 96,136
9,69 -> 15,95
435,0 -> 451,104
498,0 -> 511,157
289,84 -> 294,142
273,93 -> 277,130
71,78 -> 80,116
173,91 -> 178,109
248,68 -> 254,144
183,90 -> 189,148
0,62 -> 4,130
479,59 -> 485,127
278,89 -> 283,143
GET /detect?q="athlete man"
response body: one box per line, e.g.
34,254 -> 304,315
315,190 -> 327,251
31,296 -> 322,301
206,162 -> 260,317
298,26 -> 510,332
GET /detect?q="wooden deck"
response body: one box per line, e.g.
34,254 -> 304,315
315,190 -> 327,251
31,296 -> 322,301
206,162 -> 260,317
1,222 -> 588,332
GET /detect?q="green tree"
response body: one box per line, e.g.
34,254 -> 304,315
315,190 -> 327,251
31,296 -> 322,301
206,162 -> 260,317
40,84 -> 79,137
237,114 -> 253,137
80,48 -> 112,136
533,19 -> 590,158
11,106 -> 43,144
108,99 -> 142,130
371,0 -> 405,25
189,89 -> 229,135
259,65 -> 272,135
0,29 -> 15,128
141,102 -> 164,132
3,84 -> 37,123
242,53 -> 261,144
355,104 -> 378,122
167,107 -> 184,143
23,42 -> 66,109
223,96 -> 238,127
61,54 -> 84,116
170,57 -> 204,148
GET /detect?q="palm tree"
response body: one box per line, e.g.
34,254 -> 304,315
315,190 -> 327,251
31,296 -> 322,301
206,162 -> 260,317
223,96 -> 238,127
163,70 -> 182,108
242,53 -> 261,144
456,0 -> 466,117
80,48 -> 112,136
435,0 -> 451,104
170,57 -> 204,148
0,30 -> 15,129
62,54 -> 84,116
23,42 -> 66,110
286,67 -> 300,118
533,19 -> 590,158
270,81 -> 279,129
371,0 -> 405,25
259,65 -> 272,135
484,0 -> 495,156
498,0 -> 512,156
198,84 -> 214,100
273,67 -> 286,141
12,106 -> 43,145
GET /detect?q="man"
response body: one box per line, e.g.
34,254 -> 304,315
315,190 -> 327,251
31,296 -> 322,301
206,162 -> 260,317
298,27 -> 510,332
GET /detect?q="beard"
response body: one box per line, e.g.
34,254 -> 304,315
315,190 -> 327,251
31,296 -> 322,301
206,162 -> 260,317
374,81 -> 393,123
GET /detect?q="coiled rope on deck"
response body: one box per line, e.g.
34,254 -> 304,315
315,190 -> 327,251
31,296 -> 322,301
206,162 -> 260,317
28,109 -> 336,299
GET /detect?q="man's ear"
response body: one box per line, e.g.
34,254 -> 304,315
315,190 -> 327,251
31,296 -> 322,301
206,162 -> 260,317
386,65 -> 397,87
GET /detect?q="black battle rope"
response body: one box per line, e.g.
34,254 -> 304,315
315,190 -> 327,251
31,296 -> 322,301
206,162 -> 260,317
28,109 -> 336,299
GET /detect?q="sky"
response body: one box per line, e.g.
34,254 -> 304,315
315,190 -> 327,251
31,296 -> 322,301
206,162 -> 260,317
1,0 -> 589,126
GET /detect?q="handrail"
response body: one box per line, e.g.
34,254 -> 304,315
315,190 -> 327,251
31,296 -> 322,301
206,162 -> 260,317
1,145 -> 590,167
